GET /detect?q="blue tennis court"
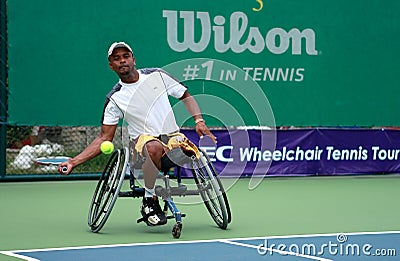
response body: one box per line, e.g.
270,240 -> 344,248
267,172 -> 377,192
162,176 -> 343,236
2,232 -> 399,261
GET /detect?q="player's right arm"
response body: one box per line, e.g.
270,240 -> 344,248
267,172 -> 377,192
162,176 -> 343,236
59,124 -> 117,175
59,88 -> 122,175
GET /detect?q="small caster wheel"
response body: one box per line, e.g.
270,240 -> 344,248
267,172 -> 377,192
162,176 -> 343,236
172,222 -> 182,239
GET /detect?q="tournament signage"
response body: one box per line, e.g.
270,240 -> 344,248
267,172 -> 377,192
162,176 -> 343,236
182,128 -> 400,177
7,0 -> 400,127
162,10 -> 316,84
162,10 -> 318,56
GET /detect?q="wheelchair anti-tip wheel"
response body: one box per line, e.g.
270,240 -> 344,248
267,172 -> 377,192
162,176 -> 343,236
88,147 -> 128,233
192,149 -> 231,229
172,222 -> 182,239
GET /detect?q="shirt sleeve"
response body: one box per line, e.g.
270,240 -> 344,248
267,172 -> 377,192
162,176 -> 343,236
159,70 -> 187,99
102,99 -> 122,125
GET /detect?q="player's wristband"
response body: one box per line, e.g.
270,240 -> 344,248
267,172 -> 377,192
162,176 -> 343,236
195,118 -> 205,124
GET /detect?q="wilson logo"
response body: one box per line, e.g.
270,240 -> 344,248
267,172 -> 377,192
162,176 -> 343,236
163,10 -> 318,55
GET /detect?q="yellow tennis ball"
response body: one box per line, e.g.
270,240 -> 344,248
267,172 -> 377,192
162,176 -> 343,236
100,141 -> 114,154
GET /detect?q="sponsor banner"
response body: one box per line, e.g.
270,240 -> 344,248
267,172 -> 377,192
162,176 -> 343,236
180,128 -> 400,177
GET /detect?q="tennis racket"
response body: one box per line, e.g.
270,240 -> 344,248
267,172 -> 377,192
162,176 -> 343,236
34,156 -> 70,173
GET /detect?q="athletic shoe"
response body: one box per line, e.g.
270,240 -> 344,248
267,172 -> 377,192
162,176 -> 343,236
140,197 -> 167,226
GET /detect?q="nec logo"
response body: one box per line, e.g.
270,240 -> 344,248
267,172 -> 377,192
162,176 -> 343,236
200,146 -> 233,162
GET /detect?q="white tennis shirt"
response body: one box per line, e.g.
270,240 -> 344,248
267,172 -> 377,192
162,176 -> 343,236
102,68 -> 187,139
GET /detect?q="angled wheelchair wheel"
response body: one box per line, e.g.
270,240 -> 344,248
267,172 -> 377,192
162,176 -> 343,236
192,149 -> 231,229
87,147 -> 128,233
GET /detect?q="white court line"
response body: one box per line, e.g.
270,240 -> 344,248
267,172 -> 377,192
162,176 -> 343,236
220,230 -> 400,261
250,230 -> 400,240
0,252 -> 40,261
1,230 -> 399,260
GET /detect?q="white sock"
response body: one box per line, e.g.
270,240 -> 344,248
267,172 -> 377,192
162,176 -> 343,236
144,186 -> 155,198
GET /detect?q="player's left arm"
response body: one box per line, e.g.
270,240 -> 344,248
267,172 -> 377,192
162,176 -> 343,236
180,90 -> 216,142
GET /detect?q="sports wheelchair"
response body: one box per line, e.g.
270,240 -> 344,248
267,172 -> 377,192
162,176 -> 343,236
87,137 -> 231,239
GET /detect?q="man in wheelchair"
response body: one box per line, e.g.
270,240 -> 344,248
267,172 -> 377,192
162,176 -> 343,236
59,41 -> 216,226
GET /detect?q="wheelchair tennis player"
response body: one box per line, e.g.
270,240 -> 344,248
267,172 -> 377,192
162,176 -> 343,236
59,41 -> 216,226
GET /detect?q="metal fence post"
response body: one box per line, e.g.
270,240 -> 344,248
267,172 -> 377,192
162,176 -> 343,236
0,0 -> 8,177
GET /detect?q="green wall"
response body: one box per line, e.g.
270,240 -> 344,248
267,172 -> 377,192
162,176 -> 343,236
7,0 -> 400,126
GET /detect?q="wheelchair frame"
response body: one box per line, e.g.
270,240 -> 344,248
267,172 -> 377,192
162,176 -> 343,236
87,146 -> 231,238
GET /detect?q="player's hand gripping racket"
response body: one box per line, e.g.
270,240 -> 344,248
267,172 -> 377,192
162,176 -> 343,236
34,156 -> 70,174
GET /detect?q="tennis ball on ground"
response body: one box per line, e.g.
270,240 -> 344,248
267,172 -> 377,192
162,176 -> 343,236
100,141 -> 114,154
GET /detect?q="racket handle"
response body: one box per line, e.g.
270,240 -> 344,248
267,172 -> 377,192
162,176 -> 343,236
60,166 -> 68,174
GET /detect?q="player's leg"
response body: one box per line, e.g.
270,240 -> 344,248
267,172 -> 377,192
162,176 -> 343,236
140,140 -> 167,226
142,140 -> 163,190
